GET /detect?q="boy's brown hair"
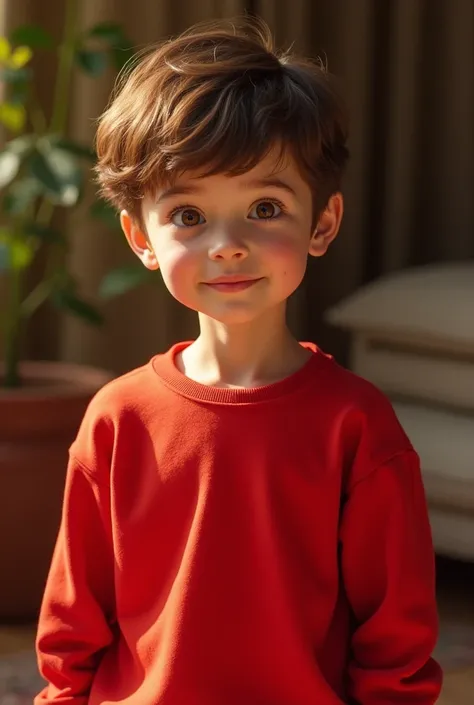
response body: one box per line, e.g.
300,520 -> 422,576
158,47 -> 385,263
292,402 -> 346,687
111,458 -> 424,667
95,16 -> 349,227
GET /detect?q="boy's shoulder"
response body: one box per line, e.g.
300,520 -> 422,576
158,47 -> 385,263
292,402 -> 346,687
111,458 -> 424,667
90,359 -> 157,408
313,349 -> 414,478
312,344 -> 397,411
69,358 -> 163,469
80,359 -> 160,426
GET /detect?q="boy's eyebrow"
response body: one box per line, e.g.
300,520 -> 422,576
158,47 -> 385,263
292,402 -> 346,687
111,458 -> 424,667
156,177 -> 297,205
242,177 -> 297,197
156,185 -> 201,205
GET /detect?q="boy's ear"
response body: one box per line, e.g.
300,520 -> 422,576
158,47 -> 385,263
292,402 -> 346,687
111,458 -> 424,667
309,193 -> 344,257
120,210 -> 159,270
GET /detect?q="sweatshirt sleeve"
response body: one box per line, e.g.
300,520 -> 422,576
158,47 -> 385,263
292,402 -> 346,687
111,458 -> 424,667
35,453 -> 115,704
339,450 -> 443,705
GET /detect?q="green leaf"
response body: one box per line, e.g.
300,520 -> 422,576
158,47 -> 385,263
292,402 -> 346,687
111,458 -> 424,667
75,49 -> 107,76
9,238 -> 34,269
0,102 -> 26,132
111,45 -> 136,71
0,242 -> 9,270
99,264 -> 153,299
6,134 -> 35,155
9,45 -> 32,68
0,225 -> 10,238
9,25 -> 54,49
90,198 -> 119,228
2,68 -> 31,105
53,288 -> 104,325
29,142 -> 84,206
9,86 -> 29,106
0,150 -> 21,188
0,66 -> 31,85
0,227 -> 12,270
44,148 -> 83,205
51,137 -> 96,160
0,137 -> 36,200
88,22 -> 125,46
0,37 -> 11,61
0,229 -> 35,270
2,177 -> 40,214
29,148 -> 61,192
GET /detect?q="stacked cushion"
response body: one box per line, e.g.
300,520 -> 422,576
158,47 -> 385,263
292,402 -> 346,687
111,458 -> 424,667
325,262 -> 474,559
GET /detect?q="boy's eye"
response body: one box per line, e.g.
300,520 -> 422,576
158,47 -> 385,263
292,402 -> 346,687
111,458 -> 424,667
249,200 -> 282,220
171,208 -> 205,227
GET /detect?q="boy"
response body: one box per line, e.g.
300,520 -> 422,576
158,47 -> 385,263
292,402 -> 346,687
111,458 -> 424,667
35,17 -> 443,705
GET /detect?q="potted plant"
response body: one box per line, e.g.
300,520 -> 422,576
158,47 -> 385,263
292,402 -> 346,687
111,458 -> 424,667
0,1 -> 148,620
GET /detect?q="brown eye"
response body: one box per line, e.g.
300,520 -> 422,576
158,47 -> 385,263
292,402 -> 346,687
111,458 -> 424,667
256,202 -> 275,219
250,201 -> 282,220
171,208 -> 203,227
181,209 -> 201,226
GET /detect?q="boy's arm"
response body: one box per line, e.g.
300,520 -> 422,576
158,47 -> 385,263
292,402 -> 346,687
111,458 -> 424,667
340,450 -> 443,705
35,454 -> 115,704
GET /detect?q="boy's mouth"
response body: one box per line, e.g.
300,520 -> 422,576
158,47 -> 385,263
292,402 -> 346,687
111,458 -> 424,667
203,275 -> 263,293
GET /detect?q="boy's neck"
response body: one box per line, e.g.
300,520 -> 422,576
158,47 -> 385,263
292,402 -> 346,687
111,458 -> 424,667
176,306 -> 312,389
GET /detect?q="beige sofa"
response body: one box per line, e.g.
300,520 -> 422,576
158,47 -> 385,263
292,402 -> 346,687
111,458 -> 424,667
325,262 -> 474,561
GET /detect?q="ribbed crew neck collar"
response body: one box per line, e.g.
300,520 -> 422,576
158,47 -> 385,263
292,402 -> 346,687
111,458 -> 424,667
150,341 -> 325,405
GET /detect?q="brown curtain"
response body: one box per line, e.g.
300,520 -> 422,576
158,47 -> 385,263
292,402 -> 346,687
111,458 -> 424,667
1,0 -> 473,372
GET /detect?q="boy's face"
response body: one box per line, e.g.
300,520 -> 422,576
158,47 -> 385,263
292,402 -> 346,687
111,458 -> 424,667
121,148 -> 342,326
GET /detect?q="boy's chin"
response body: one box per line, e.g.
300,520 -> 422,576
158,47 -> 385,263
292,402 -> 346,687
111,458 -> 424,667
197,302 -> 286,327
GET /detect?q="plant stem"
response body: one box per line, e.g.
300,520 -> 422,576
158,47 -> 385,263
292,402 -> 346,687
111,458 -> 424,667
50,0 -> 79,135
2,0 -> 80,388
36,198 -> 55,228
28,79 -> 49,136
20,279 -> 55,319
29,102 -> 47,134
3,266 -> 23,388
38,0 -> 77,292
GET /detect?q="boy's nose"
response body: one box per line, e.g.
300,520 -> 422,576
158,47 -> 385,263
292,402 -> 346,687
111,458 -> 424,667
208,233 -> 249,261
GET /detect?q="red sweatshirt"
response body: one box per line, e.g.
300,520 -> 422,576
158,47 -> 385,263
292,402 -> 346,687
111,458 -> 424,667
36,341 -> 442,705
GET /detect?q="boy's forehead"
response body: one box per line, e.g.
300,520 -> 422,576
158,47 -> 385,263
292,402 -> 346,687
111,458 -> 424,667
156,148 -> 302,196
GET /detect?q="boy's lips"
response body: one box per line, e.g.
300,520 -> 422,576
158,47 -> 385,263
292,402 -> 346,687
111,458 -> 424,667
203,274 -> 263,292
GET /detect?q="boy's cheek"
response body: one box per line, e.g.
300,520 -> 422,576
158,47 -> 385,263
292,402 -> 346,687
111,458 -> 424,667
267,240 -> 309,292
158,248 -> 199,292
262,237 -> 308,270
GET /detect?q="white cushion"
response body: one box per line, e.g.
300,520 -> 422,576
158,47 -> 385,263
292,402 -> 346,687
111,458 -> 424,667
392,401 -> 474,511
350,336 -> 474,410
325,262 -> 474,351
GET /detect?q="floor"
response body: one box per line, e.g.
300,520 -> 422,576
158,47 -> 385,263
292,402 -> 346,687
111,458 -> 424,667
435,557 -> 474,704
0,557 -> 473,703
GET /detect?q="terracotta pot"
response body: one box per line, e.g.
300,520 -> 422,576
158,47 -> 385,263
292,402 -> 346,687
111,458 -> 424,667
0,361 -> 112,621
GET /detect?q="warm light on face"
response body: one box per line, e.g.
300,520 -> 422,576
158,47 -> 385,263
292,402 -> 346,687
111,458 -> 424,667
137,149 -> 317,325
